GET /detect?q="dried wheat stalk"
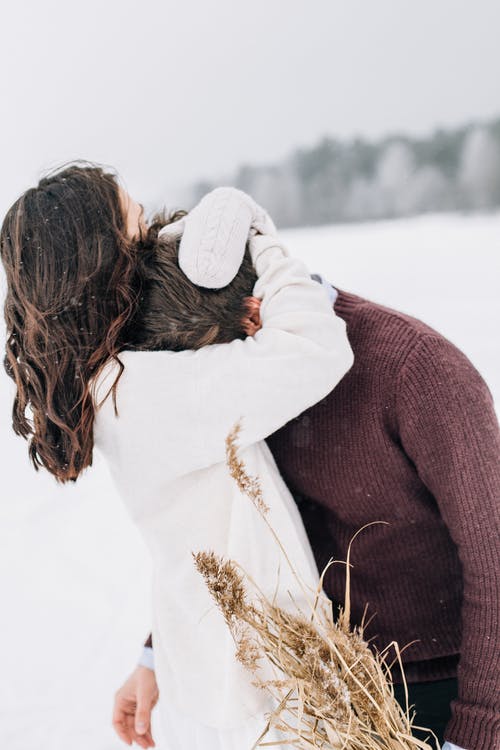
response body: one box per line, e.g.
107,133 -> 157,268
193,422 -> 438,750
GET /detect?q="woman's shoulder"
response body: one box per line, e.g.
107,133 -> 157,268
90,347 -> 199,412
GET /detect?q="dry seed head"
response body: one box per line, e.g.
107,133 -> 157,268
225,421 -> 269,515
192,550 -> 248,622
192,426 -> 434,750
235,631 -> 262,672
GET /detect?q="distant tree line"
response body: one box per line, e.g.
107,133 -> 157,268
190,117 -> 500,227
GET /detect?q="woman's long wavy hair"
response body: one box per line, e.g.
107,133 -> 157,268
0,161 -> 186,484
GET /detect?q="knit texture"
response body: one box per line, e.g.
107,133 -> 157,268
144,287 -> 499,749
266,289 -> 500,750
158,186 -> 277,288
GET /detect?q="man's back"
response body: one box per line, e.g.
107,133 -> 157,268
267,287 -> 500,749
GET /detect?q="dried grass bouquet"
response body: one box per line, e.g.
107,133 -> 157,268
193,422 -> 438,750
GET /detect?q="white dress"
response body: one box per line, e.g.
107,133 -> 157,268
91,232 -> 353,748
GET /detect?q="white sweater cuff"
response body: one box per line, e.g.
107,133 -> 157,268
138,645 -> 155,671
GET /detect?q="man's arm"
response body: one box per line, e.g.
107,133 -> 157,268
396,333 -> 500,750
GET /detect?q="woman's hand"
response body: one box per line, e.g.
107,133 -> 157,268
112,665 -> 159,747
158,186 -> 278,289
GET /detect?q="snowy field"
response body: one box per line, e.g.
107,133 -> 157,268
1,212 -> 499,750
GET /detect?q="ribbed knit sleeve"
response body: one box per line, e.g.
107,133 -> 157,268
395,333 -> 500,750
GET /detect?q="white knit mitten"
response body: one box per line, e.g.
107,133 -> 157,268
158,187 -> 277,289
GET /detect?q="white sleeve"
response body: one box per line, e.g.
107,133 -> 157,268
112,233 -> 353,477
191,233 -> 353,466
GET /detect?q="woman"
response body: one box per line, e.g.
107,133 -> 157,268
0,162 -> 353,748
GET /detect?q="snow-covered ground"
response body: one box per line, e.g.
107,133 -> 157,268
1,212 -> 499,750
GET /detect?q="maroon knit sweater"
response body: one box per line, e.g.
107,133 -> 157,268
144,289 -> 500,750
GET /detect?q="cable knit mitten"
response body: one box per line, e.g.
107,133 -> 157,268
158,186 -> 277,289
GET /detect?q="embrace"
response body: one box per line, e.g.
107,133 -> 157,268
1,163 -> 498,750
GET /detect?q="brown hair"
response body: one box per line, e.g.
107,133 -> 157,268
126,235 -> 257,352
0,161 -> 256,485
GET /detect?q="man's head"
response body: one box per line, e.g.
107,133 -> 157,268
128,234 -> 261,351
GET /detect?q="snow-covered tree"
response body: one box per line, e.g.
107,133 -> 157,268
375,141 -> 417,216
405,165 -> 450,214
459,127 -> 500,209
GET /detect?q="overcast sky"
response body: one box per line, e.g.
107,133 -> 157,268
1,0 -> 499,215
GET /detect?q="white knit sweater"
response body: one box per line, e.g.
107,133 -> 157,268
91,229 -> 353,730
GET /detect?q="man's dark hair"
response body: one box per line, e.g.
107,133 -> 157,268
127,231 -> 258,352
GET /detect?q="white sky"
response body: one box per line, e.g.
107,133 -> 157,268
0,0 -> 499,214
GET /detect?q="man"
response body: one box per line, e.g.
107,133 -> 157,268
113,189 -> 499,750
